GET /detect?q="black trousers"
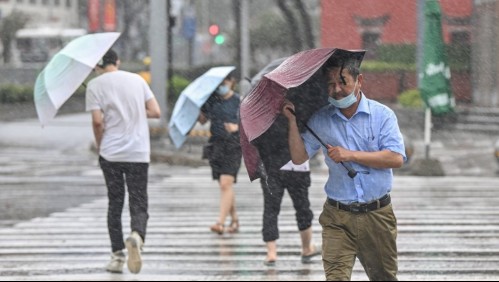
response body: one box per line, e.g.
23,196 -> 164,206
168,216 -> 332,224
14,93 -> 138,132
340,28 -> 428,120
260,170 -> 313,242
99,156 -> 149,252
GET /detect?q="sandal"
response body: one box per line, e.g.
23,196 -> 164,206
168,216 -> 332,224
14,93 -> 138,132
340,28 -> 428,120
226,219 -> 239,233
210,222 -> 224,235
301,245 -> 321,264
263,259 -> 276,267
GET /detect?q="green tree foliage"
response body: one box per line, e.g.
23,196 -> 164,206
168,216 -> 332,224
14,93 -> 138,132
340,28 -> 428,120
167,75 -> 190,115
446,44 -> 470,70
362,60 -> 416,72
291,0 -> 314,49
250,13 -> 292,52
378,44 -> 417,64
276,0 -> 302,52
398,88 -> 423,108
376,43 -> 470,71
274,0 -> 315,52
0,84 -> 33,103
112,0 -> 150,60
0,11 -> 29,64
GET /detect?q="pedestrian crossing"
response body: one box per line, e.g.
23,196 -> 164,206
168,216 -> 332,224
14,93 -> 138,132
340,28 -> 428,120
0,147 -> 106,229
1,159 -> 499,280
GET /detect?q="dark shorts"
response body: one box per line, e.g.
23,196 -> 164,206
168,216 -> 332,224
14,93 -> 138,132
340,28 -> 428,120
208,139 -> 242,182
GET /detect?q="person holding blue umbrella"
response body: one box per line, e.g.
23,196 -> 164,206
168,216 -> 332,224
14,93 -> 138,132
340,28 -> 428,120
168,66 -> 236,149
198,72 -> 242,235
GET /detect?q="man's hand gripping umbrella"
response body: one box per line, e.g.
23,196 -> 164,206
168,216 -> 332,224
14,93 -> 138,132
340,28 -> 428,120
285,106 -> 368,179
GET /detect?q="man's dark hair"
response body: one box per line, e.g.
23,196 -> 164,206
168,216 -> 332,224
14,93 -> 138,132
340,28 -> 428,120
97,49 -> 118,68
225,71 -> 235,81
324,50 -> 365,80
324,57 -> 361,80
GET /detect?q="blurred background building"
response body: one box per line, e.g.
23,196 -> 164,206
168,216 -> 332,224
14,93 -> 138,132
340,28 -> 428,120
0,0 -> 81,65
0,0 -> 79,27
0,0 -> 497,108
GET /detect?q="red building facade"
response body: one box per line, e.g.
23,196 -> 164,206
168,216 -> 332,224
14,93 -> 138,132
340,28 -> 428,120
320,0 -> 473,103
321,0 -> 472,50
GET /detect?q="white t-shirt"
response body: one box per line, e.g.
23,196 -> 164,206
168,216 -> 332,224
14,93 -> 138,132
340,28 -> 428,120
85,70 -> 154,163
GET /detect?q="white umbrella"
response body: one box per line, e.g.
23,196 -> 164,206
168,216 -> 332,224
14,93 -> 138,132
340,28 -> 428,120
34,32 -> 121,126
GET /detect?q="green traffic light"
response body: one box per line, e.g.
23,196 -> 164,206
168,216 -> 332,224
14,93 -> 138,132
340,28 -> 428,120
214,34 -> 225,45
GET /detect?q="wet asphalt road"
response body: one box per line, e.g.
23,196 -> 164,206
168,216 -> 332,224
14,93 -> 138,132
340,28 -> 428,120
0,158 -> 499,280
0,105 -> 498,223
0,108 -> 499,280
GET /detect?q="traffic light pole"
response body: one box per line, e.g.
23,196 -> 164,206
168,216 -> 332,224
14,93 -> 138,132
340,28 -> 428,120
240,0 -> 251,95
150,0 -> 169,127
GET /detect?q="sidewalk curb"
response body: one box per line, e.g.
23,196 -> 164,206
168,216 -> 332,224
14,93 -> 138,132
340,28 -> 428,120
150,150 -> 208,167
89,134 -> 209,167
150,137 -> 209,167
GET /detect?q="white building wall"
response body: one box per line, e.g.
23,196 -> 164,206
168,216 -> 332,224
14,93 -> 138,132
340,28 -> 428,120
0,0 -> 79,28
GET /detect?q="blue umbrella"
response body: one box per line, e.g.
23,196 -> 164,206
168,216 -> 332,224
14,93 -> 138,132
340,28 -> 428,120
168,66 -> 235,148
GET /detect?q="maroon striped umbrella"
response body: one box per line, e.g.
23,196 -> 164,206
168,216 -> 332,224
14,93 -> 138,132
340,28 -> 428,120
240,48 -> 365,181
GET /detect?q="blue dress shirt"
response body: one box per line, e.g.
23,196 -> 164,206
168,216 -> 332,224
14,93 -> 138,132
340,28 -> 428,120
302,93 -> 406,204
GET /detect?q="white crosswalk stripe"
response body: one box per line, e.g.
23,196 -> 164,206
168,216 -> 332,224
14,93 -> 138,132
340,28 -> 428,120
1,148 -> 499,280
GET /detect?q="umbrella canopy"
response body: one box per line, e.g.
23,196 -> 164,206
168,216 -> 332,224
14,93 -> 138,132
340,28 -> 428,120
241,58 -> 287,180
168,66 -> 236,148
34,32 -> 121,126
250,57 -> 286,86
240,48 -> 365,181
419,0 -> 454,115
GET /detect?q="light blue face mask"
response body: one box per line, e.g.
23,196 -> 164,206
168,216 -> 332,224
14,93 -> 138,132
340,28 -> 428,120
216,85 -> 230,96
328,80 -> 358,109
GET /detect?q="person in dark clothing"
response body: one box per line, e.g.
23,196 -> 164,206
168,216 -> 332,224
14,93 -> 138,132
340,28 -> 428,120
198,74 -> 242,235
252,115 -> 320,266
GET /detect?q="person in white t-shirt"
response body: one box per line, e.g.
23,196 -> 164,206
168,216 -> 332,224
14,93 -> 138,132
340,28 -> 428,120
85,49 -> 161,274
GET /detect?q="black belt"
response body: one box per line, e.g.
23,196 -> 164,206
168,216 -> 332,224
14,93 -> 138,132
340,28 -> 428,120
327,194 -> 391,214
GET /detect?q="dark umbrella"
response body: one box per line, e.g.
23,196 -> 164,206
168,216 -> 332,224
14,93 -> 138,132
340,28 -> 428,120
245,58 -> 290,179
250,57 -> 286,86
240,48 -> 365,181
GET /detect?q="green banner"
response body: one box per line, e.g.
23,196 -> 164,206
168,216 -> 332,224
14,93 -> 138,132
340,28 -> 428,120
419,0 -> 454,115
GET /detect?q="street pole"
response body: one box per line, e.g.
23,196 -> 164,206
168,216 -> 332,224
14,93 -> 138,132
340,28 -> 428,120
150,0 -> 169,128
167,0 -> 173,85
417,0 -> 425,85
424,107 -> 431,159
418,0 -> 431,159
240,0 -> 251,95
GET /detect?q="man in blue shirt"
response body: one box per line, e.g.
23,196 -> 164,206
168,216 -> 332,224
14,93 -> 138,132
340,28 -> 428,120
282,53 -> 406,281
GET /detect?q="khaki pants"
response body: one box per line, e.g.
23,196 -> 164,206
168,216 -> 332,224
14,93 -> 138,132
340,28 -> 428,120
319,200 -> 398,281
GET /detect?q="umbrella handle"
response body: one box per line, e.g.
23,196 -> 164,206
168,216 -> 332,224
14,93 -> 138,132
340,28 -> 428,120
287,108 -> 358,179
